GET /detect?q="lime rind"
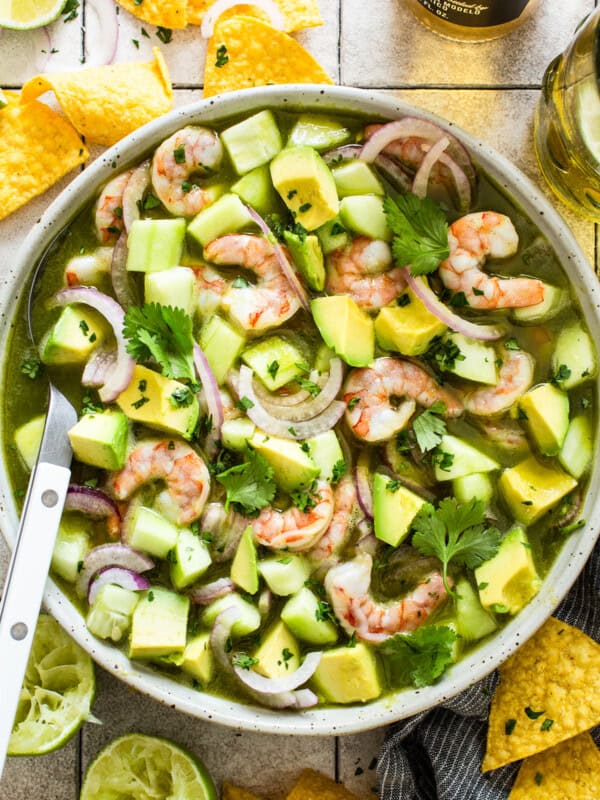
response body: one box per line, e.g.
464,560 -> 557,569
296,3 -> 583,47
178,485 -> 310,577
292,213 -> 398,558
0,0 -> 67,30
0,89 -> 7,109
8,614 -> 95,756
81,733 -> 218,800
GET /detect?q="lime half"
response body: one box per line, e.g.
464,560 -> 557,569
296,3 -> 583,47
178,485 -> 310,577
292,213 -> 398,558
81,734 -> 218,800
8,614 -> 95,756
0,0 -> 67,30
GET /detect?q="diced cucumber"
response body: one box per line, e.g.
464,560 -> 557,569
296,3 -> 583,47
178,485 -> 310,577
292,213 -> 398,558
452,472 -> 494,505
222,110 -> 283,175
558,415 -> 593,478
126,219 -> 186,273
144,267 -> 196,316
86,583 -> 139,642
221,418 -> 256,451
202,593 -> 261,637
41,305 -> 107,366
519,383 -> 569,456
124,506 -> 179,559
287,114 -> 351,151
187,193 -> 253,248
511,283 -> 567,324
339,195 -> 392,241
231,164 -> 281,215
252,621 -> 300,679
444,333 -> 498,385
454,578 -> 497,641
250,431 -> 319,493
305,431 -> 344,482
170,529 -> 212,590
316,216 -> 349,255
129,588 -> 190,659
181,633 -> 215,684
258,554 -> 311,596
283,231 -> 325,291
373,473 -> 426,547
199,314 -> 246,386
434,435 -> 500,481
552,323 -> 597,390
332,161 -> 384,198
68,409 -> 129,471
51,518 -> 90,583
241,335 -> 305,391
14,414 -> 45,471
281,587 -> 338,645
314,343 -> 334,373
231,526 -> 259,595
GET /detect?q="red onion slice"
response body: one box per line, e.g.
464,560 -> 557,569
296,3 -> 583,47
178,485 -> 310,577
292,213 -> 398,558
374,154 -> 414,193
51,287 -> 135,401
403,271 -> 504,342
122,160 -> 150,232
82,347 -> 117,388
355,450 -> 373,519
437,152 -> 472,212
337,430 -> 354,471
252,370 -> 322,408
194,343 -> 224,457
88,566 -> 150,605
322,144 -> 362,165
246,206 -> 310,312
412,137 -> 450,199
201,0 -> 285,37
239,366 -> 346,440
200,502 -> 247,562
83,0 -> 120,66
191,577 -> 235,605
76,543 -> 154,598
111,233 -> 140,311
254,358 -> 344,423
65,485 -> 121,539
235,651 -> 322,694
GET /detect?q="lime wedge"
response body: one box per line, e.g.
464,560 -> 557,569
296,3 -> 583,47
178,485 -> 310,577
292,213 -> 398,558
81,734 -> 218,800
0,0 -> 67,30
0,90 -> 7,109
8,614 -> 95,756
578,81 -> 600,161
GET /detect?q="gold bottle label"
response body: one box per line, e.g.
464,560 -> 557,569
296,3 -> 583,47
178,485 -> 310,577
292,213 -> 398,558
414,0 -> 530,28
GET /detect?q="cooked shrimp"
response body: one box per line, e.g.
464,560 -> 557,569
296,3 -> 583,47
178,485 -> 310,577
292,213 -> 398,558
365,124 -> 454,190
474,415 -> 530,454
95,170 -> 133,244
204,234 -> 301,332
344,357 -> 463,442
64,247 -> 113,286
108,440 -> 210,526
325,237 -> 407,310
310,475 -> 358,568
193,265 -> 228,318
439,212 -> 544,309
252,480 -> 335,551
464,348 -> 535,416
324,553 -> 449,643
152,126 -> 223,217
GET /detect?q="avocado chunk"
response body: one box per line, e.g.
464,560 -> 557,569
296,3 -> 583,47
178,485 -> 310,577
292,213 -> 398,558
452,472 -> 494,506
283,230 -> 325,291
231,526 -> 259,595
332,160 -> 384,198
87,583 -> 139,643
241,335 -> 305,391
287,114 -> 351,151
311,295 -> 374,367
375,285 -> 447,356
519,383 -> 569,456
220,418 -> 256,451
250,431 -> 319,493
339,195 -> 392,241
499,455 -> 577,526
187,193 -> 253,248
68,409 -> 129,470
551,322 -> 597,390
116,365 -> 199,440
231,164 -> 281,216
181,632 -> 215,685
258,554 -> 311,596
511,283 -> 567,324
126,219 -> 186,272
281,587 -> 338,645
373,473 -> 426,547
51,517 -> 90,583
434,435 -> 500,481
305,431 -> 344,482
145,267 -> 196,316
270,146 -> 339,231
252,621 -> 301,679
199,314 -> 246,387
129,587 -> 189,659
222,110 -> 283,175
124,506 -> 179,559
444,332 -> 498,385
14,414 -> 45,471
559,415 -> 593,479
41,305 -> 108,365
312,643 -> 382,704
202,593 -> 261,638
170,528 -> 212,590
475,526 -> 541,615
454,577 -> 497,641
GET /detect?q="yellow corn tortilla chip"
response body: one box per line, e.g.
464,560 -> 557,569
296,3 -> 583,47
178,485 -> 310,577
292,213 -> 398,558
20,48 -> 172,147
188,0 -> 323,31
508,732 -> 600,799
483,617 -> 600,772
222,783 -> 265,800
286,769 -> 361,800
0,91 -> 88,221
116,0 -> 187,29
203,16 -> 332,98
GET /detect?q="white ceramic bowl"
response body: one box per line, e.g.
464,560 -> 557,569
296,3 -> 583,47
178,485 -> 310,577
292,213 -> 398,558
1,86 -> 598,735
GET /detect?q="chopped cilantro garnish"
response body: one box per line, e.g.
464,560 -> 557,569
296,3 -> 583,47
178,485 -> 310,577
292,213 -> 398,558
81,394 -> 103,415
299,202 -> 312,213
423,336 -> 464,375
267,360 -> 279,380
504,337 -> 520,351
62,0 -> 79,21
173,144 -> 186,164
540,718 -> 554,732
143,193 -> 161,210
236,396 -> 254,411
287,190 -> 297,200
291,487 -> 318,513
397,293 -> 411,307
232,653 -> 259,670
330,222 -> 345,235
20,357 -> 43,380
449,291 -> 468,307
552,363 -> 572,386
141,26 -> 150,37
347,632 -> 357,648
169,386 -> 194,408
505,719 -> 517,735
472,286 -> 484,296
315,600 -> 335,624
386,479 -> 402,493
79,319 -> 90,335
347,396 -> 360,411
156,26 -> 172,44
296,376 -> 321,397
534,772 -> 543,786
123,303 -> 195,382
331,459 -> 347,485
215,44 -> 229,67
380,625 -> 458,688
277,556 -> 292,565
216,449 -> 276,514
432,450 -> 454,472
132,396 -> 149,410
383,193 -> 450,276
524,706 -> 545,720
412,401 -> 447,453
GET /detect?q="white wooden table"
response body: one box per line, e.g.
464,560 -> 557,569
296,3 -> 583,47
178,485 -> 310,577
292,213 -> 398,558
0,1 -> 596,796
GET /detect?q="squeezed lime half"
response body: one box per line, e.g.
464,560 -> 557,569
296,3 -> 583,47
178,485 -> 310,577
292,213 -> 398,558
0,0 -> 67,30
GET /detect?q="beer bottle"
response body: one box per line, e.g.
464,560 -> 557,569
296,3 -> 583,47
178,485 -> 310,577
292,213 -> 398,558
405,0 -> 539,42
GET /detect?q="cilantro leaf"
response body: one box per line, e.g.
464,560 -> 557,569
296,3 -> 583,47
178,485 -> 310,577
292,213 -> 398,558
411,497 -> 502,598
412,401 -> 447,453
216,449 -> 276,514
380,625 -> 458,688
383,194 -> 450,276
296,376 -> 321,397
123,303 -> 195,382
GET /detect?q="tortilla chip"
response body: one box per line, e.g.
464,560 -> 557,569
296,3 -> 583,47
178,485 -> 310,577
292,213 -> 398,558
286,769 -> 361,800
188,0 -> 323,31
116,0 -> 187,29
508,732 -> 600,799
0,91 -> 88,221
222,783 -> 265,800
482,617 -> 600,771
20,48 -> 172,147
203,16 -> 332,98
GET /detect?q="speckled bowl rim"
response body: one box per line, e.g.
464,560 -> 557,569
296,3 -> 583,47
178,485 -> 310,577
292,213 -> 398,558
1,85 -> 598,736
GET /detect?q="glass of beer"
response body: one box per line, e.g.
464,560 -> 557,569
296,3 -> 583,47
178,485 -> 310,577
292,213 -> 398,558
534,10 -> 600,220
